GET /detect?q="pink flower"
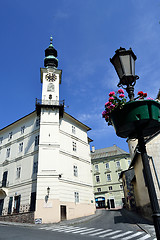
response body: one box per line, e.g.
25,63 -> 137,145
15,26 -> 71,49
105,101 -> 111,106
118,89 -> 124,94
109,96 -> 114,102
119,94 -> 125,98
109,91 -> 115,97
102,111 -> 107,118
110,104 -> 115,109
147,97 -> 154,100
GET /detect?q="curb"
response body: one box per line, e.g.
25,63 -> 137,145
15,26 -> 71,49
0,210 -> 103,228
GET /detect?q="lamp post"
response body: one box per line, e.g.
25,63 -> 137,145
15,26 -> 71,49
110,47 -> 139,101
110,47 -> 160,239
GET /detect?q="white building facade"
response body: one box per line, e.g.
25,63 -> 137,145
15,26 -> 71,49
0,38 -> 95,223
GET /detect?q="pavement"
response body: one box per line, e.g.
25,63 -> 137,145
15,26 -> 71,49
0,208 -> 156,237
60,208 -> 156,237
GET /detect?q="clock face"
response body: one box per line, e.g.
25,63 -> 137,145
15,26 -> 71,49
45,73 -> 57,82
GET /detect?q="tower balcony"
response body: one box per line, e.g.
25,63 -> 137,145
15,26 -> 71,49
35,98 -> 64,117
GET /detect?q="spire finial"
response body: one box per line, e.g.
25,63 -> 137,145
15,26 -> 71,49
50,36 -> 53,45
44,36 -> 58,68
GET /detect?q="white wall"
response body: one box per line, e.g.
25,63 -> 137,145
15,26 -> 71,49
0,111 -> 39,214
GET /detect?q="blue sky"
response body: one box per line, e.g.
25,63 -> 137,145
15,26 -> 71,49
0,0 -> 160,152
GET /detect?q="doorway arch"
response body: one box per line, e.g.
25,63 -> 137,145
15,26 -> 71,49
0,189 -> 7,216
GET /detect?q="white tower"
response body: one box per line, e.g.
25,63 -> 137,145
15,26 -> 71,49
34,37 -> 95,223
35,37 -> 64,223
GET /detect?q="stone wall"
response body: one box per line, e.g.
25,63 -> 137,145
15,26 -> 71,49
0,211 -> 35,223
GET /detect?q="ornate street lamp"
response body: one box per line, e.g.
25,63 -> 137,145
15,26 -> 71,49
109,47 -> 160,239
47,187 -> 50,197
110,47 -> 139,101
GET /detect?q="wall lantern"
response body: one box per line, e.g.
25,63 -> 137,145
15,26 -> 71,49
110,47 -> 139,101
47,187 -> 50,197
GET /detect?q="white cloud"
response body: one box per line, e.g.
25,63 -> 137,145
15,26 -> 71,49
53,10 -> 69,20
76,113 -> 100,122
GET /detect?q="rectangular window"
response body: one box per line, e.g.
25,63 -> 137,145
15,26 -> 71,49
19,142 -> 23,152
33,162 -> 38,174
97,188 -> 101,192
21,126 -> 25,134
72,126 -> 76,134
6,148 -> 10,158
0,137 -> 3,144
14,195 -> 21,213
8,132 -> 12,141
106,174 -> 111,181
108,186 -> 112,190
96,175 -> 100,183
16,167 -> 21,179
35,135 -> 39,146
74,192 -> 79,203
72,141 -> 77,151
36,117 -> 40,127
128,160 -> 131,166
73,165 -> 78,177
116,161 -> 121,168
8,197 -> 13,214
95,164 -> 99,171
2,171 -> 8,187
106,162 -> 109,169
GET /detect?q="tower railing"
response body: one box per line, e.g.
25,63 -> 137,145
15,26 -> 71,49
35,98 -> 65,117
36,98 -> 64,106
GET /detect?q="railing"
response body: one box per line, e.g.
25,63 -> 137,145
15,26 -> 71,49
36,98 -> 64,106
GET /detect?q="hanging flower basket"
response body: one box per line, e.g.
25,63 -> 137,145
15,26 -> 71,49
110,100 -> 160,139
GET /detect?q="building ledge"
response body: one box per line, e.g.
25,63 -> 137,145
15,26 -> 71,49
104,169 -> 111,173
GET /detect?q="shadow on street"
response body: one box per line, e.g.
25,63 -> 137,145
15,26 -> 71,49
112,208 -> 153,225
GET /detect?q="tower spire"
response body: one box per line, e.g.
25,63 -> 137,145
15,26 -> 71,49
50,36 -> 53,45
44,36 -> 58,68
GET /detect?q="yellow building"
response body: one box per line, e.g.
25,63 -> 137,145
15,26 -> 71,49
91,145 -> 131,209
125,91 -> 160,220
127,130 -> 160,220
